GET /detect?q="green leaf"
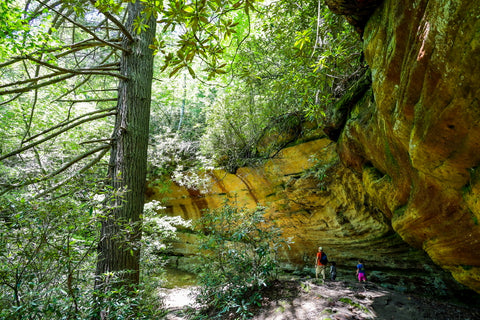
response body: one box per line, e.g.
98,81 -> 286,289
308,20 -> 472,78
169,65 -> 183,77
187,66 -> 196,78
183,5 -> 195,13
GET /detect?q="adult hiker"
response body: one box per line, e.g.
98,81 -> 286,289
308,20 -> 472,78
315,246 -> 328,280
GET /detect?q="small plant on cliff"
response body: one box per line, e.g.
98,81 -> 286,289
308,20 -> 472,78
193,201 -> 292,319
303,155 -> 338,190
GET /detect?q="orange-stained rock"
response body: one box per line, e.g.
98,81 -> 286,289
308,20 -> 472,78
322,0 -> 480,293
350,0 -> 480,292
147,0 -> 480,295
147,140 -> 456,286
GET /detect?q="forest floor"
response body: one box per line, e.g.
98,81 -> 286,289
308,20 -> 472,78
160,278 -> 480,320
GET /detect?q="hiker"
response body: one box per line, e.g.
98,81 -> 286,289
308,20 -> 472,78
315,247 -> 328,280
356,260 -> 367,282
330,261 -> 337,281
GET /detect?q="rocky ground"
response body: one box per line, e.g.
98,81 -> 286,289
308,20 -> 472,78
160,278 -> 480,320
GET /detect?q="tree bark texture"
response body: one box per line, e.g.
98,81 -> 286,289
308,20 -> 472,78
95,1 -> 156,289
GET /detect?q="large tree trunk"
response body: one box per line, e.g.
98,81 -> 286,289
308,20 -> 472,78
95,1 -> 156,290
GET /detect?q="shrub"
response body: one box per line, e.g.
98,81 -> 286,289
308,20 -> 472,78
193,201 -> 291,319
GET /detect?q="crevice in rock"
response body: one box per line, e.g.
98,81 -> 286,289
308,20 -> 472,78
323,68 -> 372,141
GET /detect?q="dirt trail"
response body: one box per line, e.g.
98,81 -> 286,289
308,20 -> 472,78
161,279 -> 480,320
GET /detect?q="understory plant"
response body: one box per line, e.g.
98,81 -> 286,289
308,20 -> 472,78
302,154 -> 339,190
0,192 -> 186,319
193,201 -> 292,319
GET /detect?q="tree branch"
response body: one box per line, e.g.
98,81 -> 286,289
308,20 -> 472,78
0,71 -> 65,89
42,144 -> 111,182
36,0 -> 128,53
34,146 -> 109,199
0,145 -> 110,197
0,66 -> 125,96
24,55 -> 125,79
55,98 -> 117,103
51,52 -> 117,104
0,92 -> 24,107
0,73 -> 76,96
51,75 -> 92,104
23,107 -> 116,144
79,138 -> 113,145
0,111 -> 116,162
55,39 -> 122,58
88,0 -> 134,42
0,39 -> 120,69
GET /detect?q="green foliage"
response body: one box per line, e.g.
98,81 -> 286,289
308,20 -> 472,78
0,0 -> 256,315
0,193 -> 98,319
148,66 -> 217,188
338,297 -> 369,313
147,126 -> 215,191
200,96 -> 268,173
193,201 -> 292,319
199,0 -> 362,171
140,0 -> 259,78
302,155 -> 338,189
90,280 -> 166,320
141,200 -> 192,278
0,0 -> 366,317
0,1 -> 62,61
0,194 -> 184,319
0,1 -> 28,39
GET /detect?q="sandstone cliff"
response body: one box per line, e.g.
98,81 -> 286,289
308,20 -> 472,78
147,0 -> 480,294
329,0 -> 480,293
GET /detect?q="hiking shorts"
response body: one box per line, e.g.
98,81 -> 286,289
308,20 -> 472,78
316,265 -> 326,279
358,273 -> 367,282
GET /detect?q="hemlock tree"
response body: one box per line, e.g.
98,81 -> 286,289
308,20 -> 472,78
0,0 -> 257,309
0,0 -> 157,294
94,0 -> 156,291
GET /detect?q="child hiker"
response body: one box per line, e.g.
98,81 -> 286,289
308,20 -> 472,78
356,260 -> 367,282
330,261 -> 337,281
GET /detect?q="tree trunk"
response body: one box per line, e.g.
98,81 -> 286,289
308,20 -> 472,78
95,1 -> 156,290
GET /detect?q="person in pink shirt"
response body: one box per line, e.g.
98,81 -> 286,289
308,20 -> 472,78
356,260 -> 367,282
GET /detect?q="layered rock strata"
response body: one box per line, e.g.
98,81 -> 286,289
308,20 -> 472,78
334,0 -> 480,292
146,138 -> 473,296
147,0 -> 480,294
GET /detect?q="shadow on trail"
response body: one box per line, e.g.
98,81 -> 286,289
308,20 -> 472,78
159,278 -> 480,319
251,279 -> 480,320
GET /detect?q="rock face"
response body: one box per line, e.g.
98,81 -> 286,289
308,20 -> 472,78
325,0 -> 383,34
147,0 -> 480,294
147,139 -> 474,297
338,0 -> 480,292
150,139 -> 406,271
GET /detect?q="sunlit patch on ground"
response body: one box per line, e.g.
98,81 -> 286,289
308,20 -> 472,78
160,287 -> 198,309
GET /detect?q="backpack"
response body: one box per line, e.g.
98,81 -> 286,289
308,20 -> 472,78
320,252 -> 328,265
357,263 -> 365,273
